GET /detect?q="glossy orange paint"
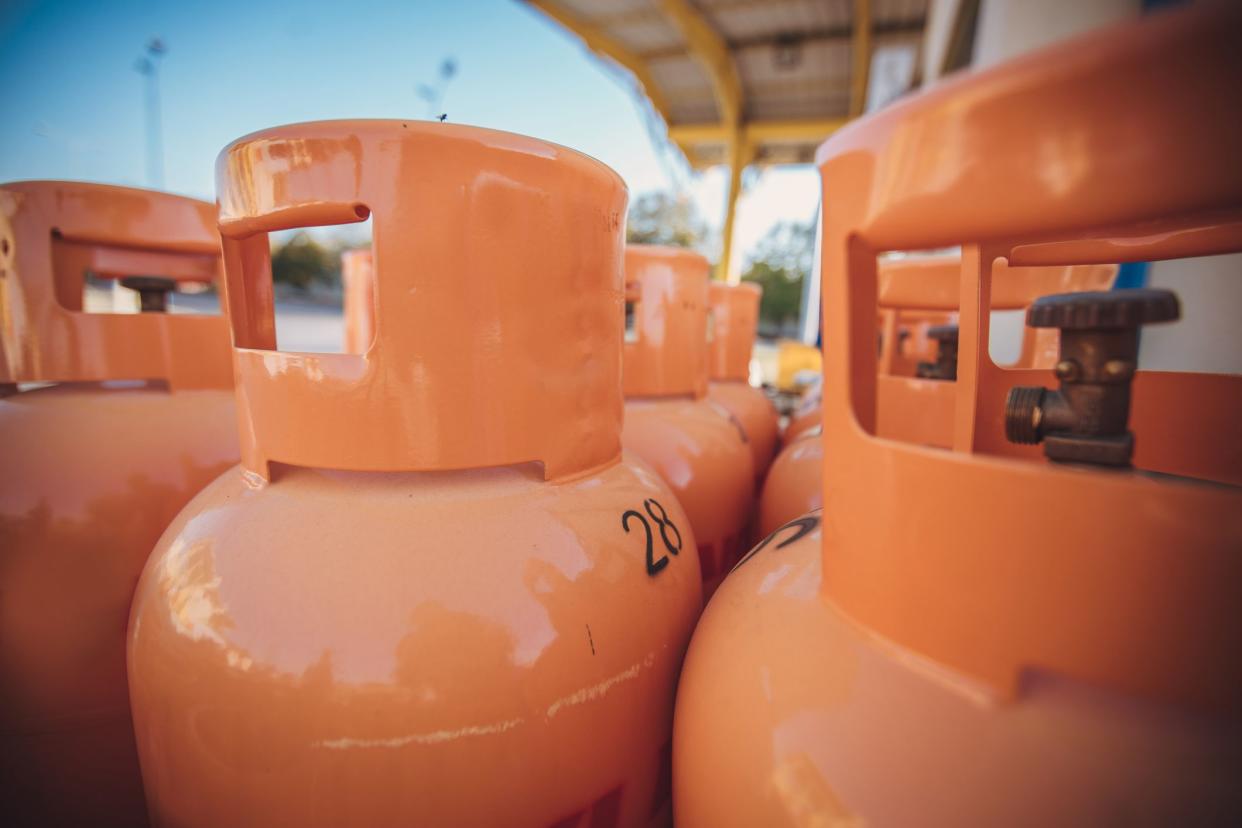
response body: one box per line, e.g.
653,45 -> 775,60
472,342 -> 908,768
877,309 -> 951,377
755,428 -> 821,539
675,5 -> 1242,825
706,379 -> 777,485
707,281 -> 778,483
0,181 -> 237,827
340,248 -> 374,355
780,399 -> 819,443
678,513 -> 1241,825
128,121 -> 703,828
621,245 -> 754,598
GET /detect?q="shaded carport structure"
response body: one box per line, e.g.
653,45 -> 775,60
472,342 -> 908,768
523,0 -> 930,278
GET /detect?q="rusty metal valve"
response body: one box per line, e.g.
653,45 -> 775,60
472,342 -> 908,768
121,275 -> 176,313
916,323 -> 959,380
1004,288 -> 1180,466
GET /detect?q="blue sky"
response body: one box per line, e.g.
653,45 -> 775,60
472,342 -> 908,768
0,0 -> 819,271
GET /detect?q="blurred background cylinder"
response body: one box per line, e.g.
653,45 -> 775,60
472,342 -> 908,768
341,248 -> 375,354
0,181 -> 238,827
755,427 -> 821,539
621,244 -> 754,599
706,281 -> 778,486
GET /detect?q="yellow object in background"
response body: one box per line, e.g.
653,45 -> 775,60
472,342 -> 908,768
775,340 -> 821,393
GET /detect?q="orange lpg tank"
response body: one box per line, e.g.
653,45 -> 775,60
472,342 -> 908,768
706,281 -> 778,485
621,245 -> 754,598
127,121 -> 703,828
781,383 -> 819,444
675,6 -> 1242,825
340,248 -> 375,354
754,427 -> 821,538
0,181 -> 237,827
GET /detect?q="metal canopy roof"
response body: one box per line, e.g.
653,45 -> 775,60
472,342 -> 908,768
526,0 -> 928,169
525,0 -> 929,278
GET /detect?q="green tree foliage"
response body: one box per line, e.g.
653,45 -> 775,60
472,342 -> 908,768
626,191 -> 707,249
741,221 -> 815,331
271,232 -> 340,290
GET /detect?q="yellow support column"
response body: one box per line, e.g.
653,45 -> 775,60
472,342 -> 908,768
718,132 -> 750,283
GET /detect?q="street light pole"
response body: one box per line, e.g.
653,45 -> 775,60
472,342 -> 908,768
134,37 -> 167,189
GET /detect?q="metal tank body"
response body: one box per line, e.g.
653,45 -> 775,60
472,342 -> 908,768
128,121 -> 703,827
705,281 -> 778,485
754,428 -> 821,539
674,6 -> 1242,826
676,513 -> 1241,826
620,245 -> 754,599
782,396 -> 819,444
0,181 -> 238,827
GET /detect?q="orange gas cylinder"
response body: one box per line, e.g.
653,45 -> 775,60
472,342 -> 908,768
754,427 -> 821,538
675,6 -> 1242,825
127,121 -> 703,828
621,245 -> 754,598
877,308 -> 954,377
341,248 -> 375,354
706,281 -> 778,485
0,181 -> 237,827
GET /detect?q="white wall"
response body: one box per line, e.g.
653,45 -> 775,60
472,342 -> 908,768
973,0 -> 1142,68
921,0 -> 964,83
1142,254 -> 1242,374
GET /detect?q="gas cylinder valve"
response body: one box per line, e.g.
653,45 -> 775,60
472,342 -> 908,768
121,275 -> 176,313
1004,288 -> 1179,466
916,323 -> 958,380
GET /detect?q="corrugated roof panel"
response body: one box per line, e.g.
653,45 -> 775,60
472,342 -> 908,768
548,0 -> 683,54
561,0 -> 653,17
648,54 -> 720,123
875,0 -> 929,27
753,142 -> 820,165
698,0 -> 850,42
736,36 -> 849,121
527,0 -> 929,168
612,18 -> 685,53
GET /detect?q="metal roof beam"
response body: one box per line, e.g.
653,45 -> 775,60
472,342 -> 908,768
525,1 -> 676,126
655,0 -> 744,128
652,0 -> 747,280
668,117 -> 849,148
638,19 -> 928,61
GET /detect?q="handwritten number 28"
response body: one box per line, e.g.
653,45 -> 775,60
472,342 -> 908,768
622,498 -> 682,577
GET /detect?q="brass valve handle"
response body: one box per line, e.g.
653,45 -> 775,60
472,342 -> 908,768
1004,288 -> 1180,466
120,276 -> 178,313
916,323 -> 959,381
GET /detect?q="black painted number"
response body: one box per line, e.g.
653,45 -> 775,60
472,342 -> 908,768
643,498 -> 682,555
622,498 -> 682,577
732,510 -> 821,572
